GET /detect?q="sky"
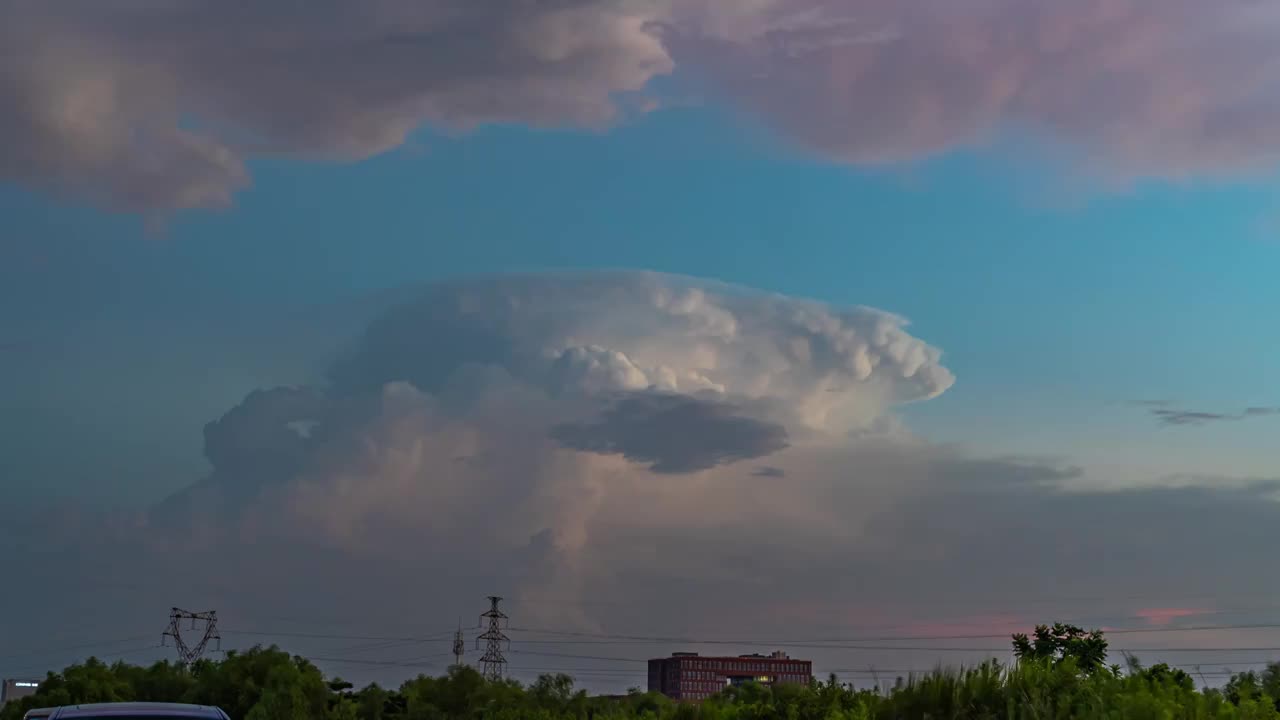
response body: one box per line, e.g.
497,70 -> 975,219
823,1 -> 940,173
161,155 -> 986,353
3,0 -> 1280,692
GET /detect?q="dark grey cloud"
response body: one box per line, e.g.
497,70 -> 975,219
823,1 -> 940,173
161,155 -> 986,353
569,455 -> 1280,640
552,392 -> 790,474
202,387 -> 328,475
8,1 -> 1280,214
751,465 -> 787,478
5,426 -> 1280,688
1150,406 -> 1280,426
1152,409 -> 1232,426
663,453 -> 1278,640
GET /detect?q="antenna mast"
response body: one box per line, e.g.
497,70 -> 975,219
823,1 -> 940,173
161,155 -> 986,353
452,618 -> 466,668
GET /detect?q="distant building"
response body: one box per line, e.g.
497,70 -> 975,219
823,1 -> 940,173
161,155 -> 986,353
2,679 -> 41,705
647,651 -> 812,702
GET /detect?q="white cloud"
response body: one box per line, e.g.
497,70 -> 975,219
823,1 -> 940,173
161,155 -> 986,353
328,271 -> 954,436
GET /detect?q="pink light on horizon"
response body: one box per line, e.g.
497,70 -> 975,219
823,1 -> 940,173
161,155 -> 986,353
1133,607 -> 1211,626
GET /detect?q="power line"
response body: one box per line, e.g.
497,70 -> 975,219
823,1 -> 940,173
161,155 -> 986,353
322,639 -> 435,657
1,645 -> 163,679
210,618 -> 1280,651
308,652 -> 453,669
500,662 -> 1278,683
822,660 -> 1280,675
507,621 -> 1280,646
507,666 -> 646,676
511,650 -> 648,664
221,628 -> 456,643
8,617 -> 1277,689
0,635 -> 155,664
504,632 -> 1280,652
514,639 -> 1280,654
4,638 -> 1274,690
502,662 -> 1270,679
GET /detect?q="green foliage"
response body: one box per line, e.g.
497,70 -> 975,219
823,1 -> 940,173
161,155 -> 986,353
2,625 -> 1278,720
1012,622 -> 1111,674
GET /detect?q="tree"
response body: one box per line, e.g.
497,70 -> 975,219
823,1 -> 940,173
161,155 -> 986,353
1012,622 -> 1110,673
7,634 -> 1278,720
352,682 -> 391,720
1138,662 -> 1196,691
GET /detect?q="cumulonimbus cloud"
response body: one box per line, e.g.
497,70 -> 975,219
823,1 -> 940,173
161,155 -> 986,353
148,271 -> 951,557
5,0 -> 1280,213
70,271 -> 957,637
3,271 -> 1280,684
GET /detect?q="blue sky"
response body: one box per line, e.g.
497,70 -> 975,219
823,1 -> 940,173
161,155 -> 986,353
5,103 -> 1279,502
6,0 -> 1280,688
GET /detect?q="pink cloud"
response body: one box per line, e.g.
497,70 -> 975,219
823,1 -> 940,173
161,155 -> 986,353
669,0 -> 1280,180
6,1 -> 1280,214
1133,607 -> 1210,627
887,615 -> 1031,640
754,601 -> 1031,640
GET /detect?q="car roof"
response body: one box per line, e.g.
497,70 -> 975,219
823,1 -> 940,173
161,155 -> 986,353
46,703 -> 227,718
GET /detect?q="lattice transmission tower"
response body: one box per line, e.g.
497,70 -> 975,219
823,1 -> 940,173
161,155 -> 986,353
475,596 -> 510,681
161,608 -> 221,670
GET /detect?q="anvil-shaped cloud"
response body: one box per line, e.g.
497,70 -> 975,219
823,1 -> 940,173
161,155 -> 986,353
155,271 -> 954,548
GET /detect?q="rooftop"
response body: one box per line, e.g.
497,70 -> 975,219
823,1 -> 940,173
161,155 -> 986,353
38,703 -> 228,718
658,651 -> 801,661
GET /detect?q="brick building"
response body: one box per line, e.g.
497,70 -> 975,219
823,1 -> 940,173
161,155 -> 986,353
2,679 -> 41,706
647,651 -> 812,701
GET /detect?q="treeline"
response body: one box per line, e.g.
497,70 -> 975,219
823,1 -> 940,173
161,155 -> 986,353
3,624 -> 1279,719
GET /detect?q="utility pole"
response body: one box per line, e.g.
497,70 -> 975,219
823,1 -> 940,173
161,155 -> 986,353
452,618 -> 466,668
475,596 -> 509,682
162,608 -> 221,670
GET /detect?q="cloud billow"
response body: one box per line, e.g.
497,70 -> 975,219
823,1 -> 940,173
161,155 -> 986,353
551,392 -> 790,474
6,1 -> 1280,214
325,270 -> 956,432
